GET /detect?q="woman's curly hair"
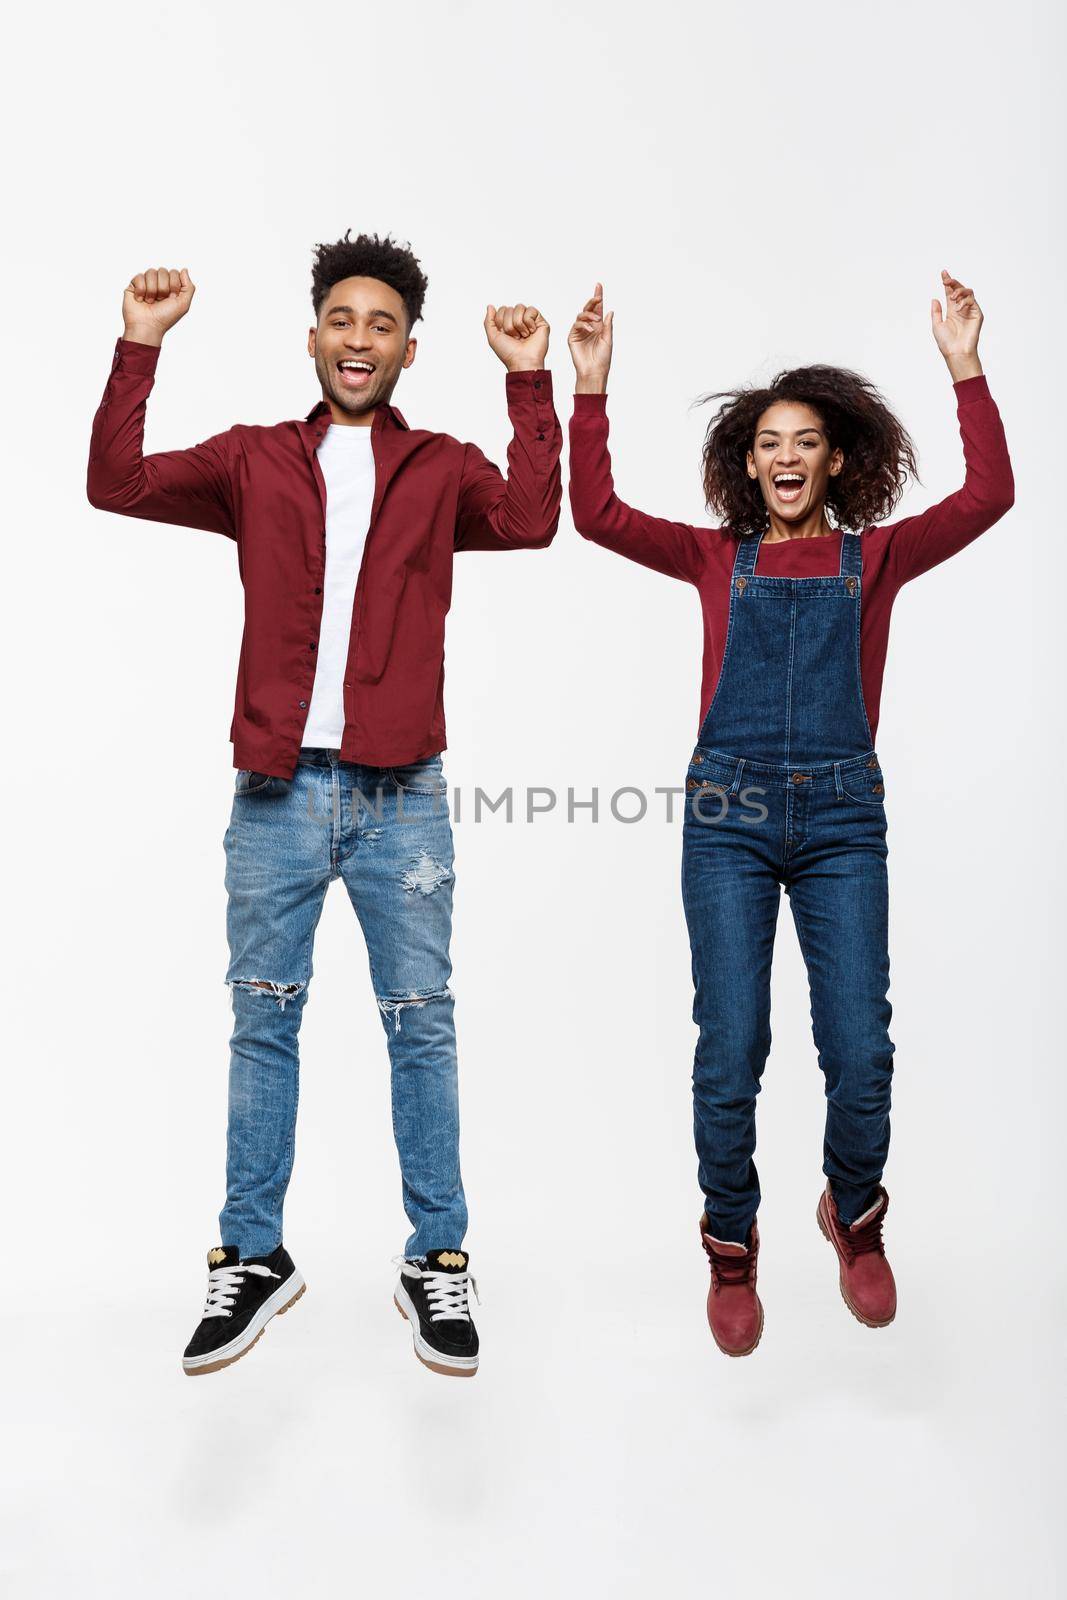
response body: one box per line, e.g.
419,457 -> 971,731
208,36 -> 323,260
699,364 -> 918,538
310,229 -> 428,329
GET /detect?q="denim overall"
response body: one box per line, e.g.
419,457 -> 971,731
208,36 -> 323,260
681,530 -> 895,1243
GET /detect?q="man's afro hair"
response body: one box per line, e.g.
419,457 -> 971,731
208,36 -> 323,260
310,230 -> 428,328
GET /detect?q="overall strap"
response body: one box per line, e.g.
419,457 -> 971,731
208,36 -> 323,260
839,529 -> 864,578
733,528 -> 862,578
732,531 -> 764,577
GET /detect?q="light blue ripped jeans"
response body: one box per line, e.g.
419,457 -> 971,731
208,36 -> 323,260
221,747 -> 466,1258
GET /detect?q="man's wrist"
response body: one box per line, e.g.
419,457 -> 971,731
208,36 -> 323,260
575,376 -> 608,395
122,327 -> 164,349
505,360 -> 545,373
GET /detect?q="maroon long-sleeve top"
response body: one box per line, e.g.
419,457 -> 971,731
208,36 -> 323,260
569,374 -> 1014,743
88,337 -> 563,776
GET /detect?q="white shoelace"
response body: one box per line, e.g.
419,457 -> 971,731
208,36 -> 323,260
423,1270 -> 480,1322
201,1262 -> 278,1319
393,1258 -> 481,1322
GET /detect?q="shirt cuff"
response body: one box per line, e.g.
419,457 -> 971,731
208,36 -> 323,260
952,373 -> 990,404
505,367 -> 552,400
571,392 -> 609,414
114,335 -> 162,376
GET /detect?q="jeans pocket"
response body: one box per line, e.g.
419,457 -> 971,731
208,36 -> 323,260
235,769 -> 289,798
685,752 -> 735,797
839,763 -> 886,805
388,755 -> 446,795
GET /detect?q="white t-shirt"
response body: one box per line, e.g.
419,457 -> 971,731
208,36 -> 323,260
302,425 -> 376,748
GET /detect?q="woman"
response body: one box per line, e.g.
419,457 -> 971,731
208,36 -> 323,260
567,271 -> 1014,1356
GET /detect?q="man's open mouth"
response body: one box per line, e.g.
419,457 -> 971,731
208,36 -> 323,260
337,360 -> 375,390
772,472 -> 806,504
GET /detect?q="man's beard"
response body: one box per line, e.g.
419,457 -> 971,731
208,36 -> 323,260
316,352 -> 389,415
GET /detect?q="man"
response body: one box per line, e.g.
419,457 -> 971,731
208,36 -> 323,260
87,231 -> 561,1378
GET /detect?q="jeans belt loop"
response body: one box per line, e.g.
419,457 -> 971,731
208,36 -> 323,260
833,760 -> 844,800
732,758 -> 745,796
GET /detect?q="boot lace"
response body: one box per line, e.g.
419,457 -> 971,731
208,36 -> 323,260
702,1238 -> 755,1287
842,1199 -> 888,1263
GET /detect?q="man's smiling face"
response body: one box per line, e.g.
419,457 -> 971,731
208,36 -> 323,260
308,275 -> 416,423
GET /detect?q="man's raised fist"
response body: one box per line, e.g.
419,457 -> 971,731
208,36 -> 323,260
122,267 -> 195,347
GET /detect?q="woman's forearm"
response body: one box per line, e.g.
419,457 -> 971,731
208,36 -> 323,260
568,395 -> 705,582
884,373 -> 1014,585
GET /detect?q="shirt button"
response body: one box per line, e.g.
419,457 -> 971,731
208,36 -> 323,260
537,433 -> 545,441
314,586 -> 322,595
298,700 -> 307,709
308,642 -> 316,650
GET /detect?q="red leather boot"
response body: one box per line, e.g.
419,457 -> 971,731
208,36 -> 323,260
699,1216 -> 764,1357
817,1183 -> 897,1328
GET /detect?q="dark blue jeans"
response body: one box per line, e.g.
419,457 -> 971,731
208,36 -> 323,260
681,745 -> 895,1242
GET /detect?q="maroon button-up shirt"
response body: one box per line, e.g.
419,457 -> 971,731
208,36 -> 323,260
88,337 -> 562,775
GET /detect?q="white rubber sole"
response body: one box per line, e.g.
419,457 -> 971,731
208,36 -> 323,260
393,1279 -> 479,1378
183,1272 -> 306,1376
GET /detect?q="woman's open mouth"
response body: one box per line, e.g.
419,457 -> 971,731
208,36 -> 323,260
337,360 -> 375,391
772,473 -> 806,504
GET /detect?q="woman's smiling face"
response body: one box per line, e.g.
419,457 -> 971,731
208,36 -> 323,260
746,401 -> 844,523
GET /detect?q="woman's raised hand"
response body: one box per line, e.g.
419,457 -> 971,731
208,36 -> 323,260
931,269 -> 983,381
568,283 -> 613,393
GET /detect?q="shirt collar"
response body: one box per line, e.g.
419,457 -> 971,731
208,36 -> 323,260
301,398 -> 410,438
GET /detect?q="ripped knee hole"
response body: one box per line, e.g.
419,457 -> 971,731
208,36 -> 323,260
229,978 -> 306,1011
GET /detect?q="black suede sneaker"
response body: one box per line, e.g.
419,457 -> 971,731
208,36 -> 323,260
182,1244 -> 305,1376
393,1249 -> 479,1377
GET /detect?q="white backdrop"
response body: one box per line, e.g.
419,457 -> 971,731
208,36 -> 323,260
4,2 -> 1062,1595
